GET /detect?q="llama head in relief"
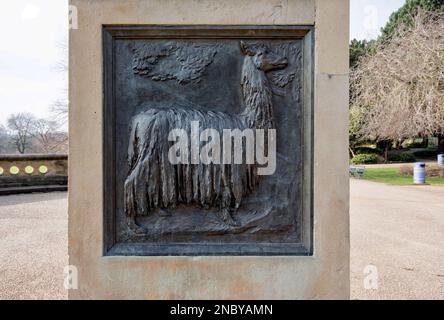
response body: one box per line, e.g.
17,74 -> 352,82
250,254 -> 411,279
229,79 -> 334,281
240,41 -> 291,129
240,41 -> 288,73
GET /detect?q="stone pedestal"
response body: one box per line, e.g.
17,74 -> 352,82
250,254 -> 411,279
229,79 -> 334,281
69,0 -> 350,299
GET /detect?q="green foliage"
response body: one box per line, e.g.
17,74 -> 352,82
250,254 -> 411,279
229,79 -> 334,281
403,138 -> 428,148
356,147 -> 383,155
349,105 -> 373,156
413,149 -> 438,157
387,153 -> 416,163
349,39 -> 376,69
362,167 -> 444,185
381,0 -> 444,40
351,153 -> 378,164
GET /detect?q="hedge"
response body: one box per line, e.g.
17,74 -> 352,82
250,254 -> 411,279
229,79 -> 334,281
351,153 -> 378,164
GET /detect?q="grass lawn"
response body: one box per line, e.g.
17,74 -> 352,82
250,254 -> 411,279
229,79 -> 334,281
361,168 -> 444,185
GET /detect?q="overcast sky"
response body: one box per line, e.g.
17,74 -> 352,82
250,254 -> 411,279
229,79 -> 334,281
0,0 -> 405,127
0,0 -> 67,127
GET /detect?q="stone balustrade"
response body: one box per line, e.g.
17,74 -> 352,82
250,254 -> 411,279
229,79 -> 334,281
0,154 -> 68,195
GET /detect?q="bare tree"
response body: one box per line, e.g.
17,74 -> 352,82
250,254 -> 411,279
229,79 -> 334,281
51,40 -> 69,126
7,113 -> 36,154
31,118 -> 68,153
351,10 -> 444,152
51,89 -> 69,125
0,124 -> 9,154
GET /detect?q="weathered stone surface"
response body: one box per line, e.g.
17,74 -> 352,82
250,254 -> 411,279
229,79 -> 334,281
69,0 -> 350,299
104,28 -> 310,255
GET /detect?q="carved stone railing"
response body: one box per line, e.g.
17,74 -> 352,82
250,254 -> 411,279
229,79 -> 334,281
0,154 -> 68,195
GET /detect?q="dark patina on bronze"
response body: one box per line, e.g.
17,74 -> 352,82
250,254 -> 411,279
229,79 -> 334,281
103,26 -> 314,256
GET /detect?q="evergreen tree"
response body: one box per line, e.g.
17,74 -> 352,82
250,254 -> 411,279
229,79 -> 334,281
381,0 -> 444,40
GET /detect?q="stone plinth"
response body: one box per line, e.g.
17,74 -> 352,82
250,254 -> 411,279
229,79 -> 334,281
69,0 -> 350,300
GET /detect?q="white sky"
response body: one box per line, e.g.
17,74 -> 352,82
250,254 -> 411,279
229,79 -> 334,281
350,0 -> 406,40
0,0 -> 68,127
0,0 -> 406,127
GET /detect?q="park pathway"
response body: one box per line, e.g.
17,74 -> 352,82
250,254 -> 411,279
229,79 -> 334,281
0,180 -> 443,299
0,192 -> 67,300
350,179 -> 444,299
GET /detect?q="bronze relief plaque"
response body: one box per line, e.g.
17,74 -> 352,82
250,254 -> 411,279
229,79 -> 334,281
103,26 -> 313,256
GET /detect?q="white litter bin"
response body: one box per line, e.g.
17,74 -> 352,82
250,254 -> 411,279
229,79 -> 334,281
413,162 -> 426,184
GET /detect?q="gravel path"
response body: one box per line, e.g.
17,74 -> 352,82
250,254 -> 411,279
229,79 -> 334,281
0,192 -> 68,300
350,179 -> 444,299
1,181 -> 443,299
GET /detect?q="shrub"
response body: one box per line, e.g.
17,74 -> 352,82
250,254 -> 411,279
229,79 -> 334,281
388,153 -> 416,163
399,164 -> 444,178
355,147 -> 384,155
427,164 -> 444,178
399,165 -> 413,176
351,153 -> 378,164
413,149 -> 437,158
403,138 -> 428,149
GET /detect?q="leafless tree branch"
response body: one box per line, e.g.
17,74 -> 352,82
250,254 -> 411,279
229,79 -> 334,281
351,9 -> 444,141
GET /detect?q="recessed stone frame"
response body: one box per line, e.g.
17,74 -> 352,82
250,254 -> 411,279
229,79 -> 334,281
103,25 -> 314,256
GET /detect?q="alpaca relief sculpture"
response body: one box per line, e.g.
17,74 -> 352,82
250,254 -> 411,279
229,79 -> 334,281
104,27 -> 312,255
125,41 -> 290,233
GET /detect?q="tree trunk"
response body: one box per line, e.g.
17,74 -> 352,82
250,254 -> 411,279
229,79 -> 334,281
438,134 -> 444,154
423,136 -> 429,148
376,140 -> 391,163
349,146 -> 356,159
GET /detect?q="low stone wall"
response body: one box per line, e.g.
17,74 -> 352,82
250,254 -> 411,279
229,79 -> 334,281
0,154 -> 68,195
